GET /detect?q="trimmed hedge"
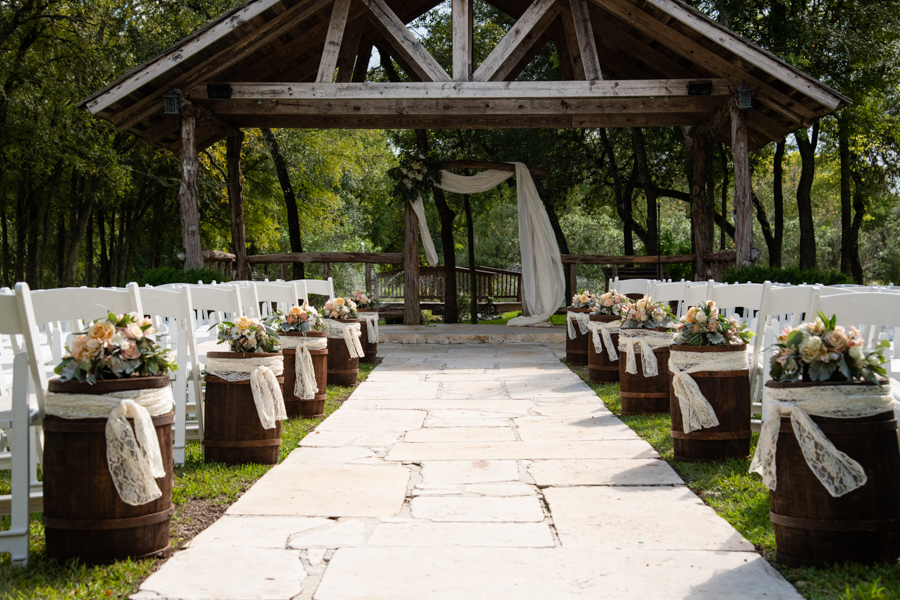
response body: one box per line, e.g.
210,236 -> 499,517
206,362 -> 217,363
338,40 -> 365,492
135,267 -> 230,287
723,265 -> 854,286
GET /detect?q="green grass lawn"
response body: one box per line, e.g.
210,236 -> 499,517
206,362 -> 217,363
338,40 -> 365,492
0,361 -> 376,600
478,310 -> 566,326
565,360 -> 900,600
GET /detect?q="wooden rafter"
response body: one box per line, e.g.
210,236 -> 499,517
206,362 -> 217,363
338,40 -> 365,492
362,0 -> 451,82
472,0 -> 560,82
317,0 -> 353,83
335,16 -> 365,82
557,10 -> 586,80
452,0 -> 474,82
567,0 -> 601,80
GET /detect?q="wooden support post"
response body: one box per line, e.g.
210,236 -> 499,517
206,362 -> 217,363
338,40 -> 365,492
404,201 -> 420,324
568,0 -> 602,80
365,263 -> 372,292
323,262 -> 330,279
463,195 -> 477,325
317,0 -> 352,83
690,127 -> 711,281
611,264 -> 618,285
730,103 -> 754,267
452,0 -> 473,81
227,132 -> 250,280
178,101 -> 203,271
568,263 -> 577,299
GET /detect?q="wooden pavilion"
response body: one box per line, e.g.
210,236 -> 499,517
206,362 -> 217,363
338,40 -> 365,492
79,0 -> 848,323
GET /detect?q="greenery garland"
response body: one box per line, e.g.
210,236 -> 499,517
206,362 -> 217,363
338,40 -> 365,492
389,151 -> 443,204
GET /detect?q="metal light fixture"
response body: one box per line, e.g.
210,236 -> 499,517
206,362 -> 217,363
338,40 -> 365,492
736,81 -> 753,110
162,88 -> 182,115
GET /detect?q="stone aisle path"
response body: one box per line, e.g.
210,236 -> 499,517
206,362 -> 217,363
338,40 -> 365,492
134,343 -> 800,600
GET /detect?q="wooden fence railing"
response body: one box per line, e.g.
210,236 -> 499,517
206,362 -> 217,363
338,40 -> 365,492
375,266 -> 522,302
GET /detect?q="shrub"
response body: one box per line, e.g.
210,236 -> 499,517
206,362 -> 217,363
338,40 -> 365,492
723,265 -> 854,286
135,266 -> 230,287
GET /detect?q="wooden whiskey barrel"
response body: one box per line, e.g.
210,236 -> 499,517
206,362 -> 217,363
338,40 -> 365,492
618,327 -> 671,415
668,344 -> 750,462
327,318 -> 360,386
766,380 -> 900,567
282,331 -> 328,418
358,310 -> 378,364
565,308 -> 591,365
43,375 -> 174,563
588,313 -> 620,384
204,352 -> 282,465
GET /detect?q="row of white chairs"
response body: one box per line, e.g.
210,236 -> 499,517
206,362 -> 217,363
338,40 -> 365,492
0,277 -> 335,566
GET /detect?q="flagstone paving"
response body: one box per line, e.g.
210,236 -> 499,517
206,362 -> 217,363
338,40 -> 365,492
133,343 -> 800,600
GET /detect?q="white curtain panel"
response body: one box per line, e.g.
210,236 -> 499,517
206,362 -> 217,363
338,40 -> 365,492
412,162 -> 564,327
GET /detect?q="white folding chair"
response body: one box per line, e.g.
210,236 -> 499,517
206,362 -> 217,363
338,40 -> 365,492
184,284 -> 243,347
298,278 -> 336,302
682,280 -> 715,309
812,292 -> 900,366
224,282 -> 261,318
252,281 -> 300,317
611,277 -> 651,298
130,284 -> 202,464
650,281 -> 688,317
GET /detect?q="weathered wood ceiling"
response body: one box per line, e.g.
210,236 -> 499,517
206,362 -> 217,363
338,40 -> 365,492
79,0 -> 849,154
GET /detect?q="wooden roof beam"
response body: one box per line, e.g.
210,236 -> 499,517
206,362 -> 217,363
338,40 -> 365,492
567,0 -> 601,80
361,0 -> 451,82
317,0 -> 353,83
472,0 -> 560,82
335,16 -> 366,82
452,0 -> 474,81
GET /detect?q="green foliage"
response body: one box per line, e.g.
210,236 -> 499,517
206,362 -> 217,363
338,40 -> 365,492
659,228 -> 692,282
135,267 -> 229,286
724,265 -> 854,286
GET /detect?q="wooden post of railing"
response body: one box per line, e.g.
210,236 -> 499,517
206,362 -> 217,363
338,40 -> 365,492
568,263 -> 577,299
463,195 -> 477,325
365,263 -> 372,292
404,201 -> 420,325
323,262 -> 330,280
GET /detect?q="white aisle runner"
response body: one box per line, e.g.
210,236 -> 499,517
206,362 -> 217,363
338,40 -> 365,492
134,343 -> 800,600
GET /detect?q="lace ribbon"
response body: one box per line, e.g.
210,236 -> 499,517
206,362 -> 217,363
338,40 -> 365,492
588,321 -> 620,361
360,312 -> 380,343
566,311 -> 591,340
618,329 -> 673,377
326,320 -> 365,359
280,336 -> 328,399
206,356 -> 287,429
45,387 -> 173,506
669,349 -> 748,433
749,383 -> 895,497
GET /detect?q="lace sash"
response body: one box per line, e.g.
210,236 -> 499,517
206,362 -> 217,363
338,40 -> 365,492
618,329 -> 673,377
206,356 -> 286,429
45,387 -> 173,506
326,320 -> 365,359
566,311 -> 590,340
669,349 -> 748,433
749,383 -> 895,497
588,320 -> 619,361
280,336 -> 328,399
360,312 -> 380,343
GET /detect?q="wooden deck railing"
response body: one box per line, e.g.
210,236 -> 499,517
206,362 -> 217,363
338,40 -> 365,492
375,266 -> 522,302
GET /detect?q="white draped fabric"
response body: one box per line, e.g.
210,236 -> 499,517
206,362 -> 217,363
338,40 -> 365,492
206,356 -> 287,430
414,162 -> 565,326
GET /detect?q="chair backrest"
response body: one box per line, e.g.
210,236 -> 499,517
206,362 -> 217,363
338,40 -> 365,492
225,283 -> 260,318
253,282 -> 299,316
11,282 -> 48,412
298,278 -> 335,302
649,281 -> 688,316
708,283 -> 768,327
612,278 -> 651,297
682,281 -> 714,309
813,291 -> 900,367
184,284 -> 243,338
758,285 -> 817,330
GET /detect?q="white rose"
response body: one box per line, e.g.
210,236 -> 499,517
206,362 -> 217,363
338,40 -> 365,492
695,311 -> 707,324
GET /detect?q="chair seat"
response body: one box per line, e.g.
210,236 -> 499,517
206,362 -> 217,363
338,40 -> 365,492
0,489 -> 43,517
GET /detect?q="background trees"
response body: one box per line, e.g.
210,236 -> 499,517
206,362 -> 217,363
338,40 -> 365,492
1,0 -> 898,293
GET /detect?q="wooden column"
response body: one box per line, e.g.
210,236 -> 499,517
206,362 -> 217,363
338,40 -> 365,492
730,104 -> 754,267
690,128 -> 711,281
323,262 -> 330,279
227,132 -> 250,281
403,201 -> 420,324
568,263 -> 577,298
452,0 -> 473,82
463,195 -> 477,324
178,101 -> 203,271
365,263 -> 372,292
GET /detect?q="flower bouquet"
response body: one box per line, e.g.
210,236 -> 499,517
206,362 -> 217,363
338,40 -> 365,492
216,315 -> 280,352
621,296 -> 676,329
323,297 -> 359,320
673,301 -> 753,346
54,312 -> 177,384
569,290 -> 598,309
769,313 -> 888,384
353,290 -> 378,310
272,303 -> 325,335
591,290 -> 631,317
389,152 -> 442,205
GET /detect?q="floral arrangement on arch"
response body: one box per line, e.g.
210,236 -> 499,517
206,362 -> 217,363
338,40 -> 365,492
569,290 -> 598,309
770,313 -> 889,384
272,303 -> 325,335
673,301 -> 753,346
389,151 -> 443,205
353,290 -> 378,310
323,297 -> 359,320
591,290 -> 631,317
621,296 -> 676,329
55,312 -> 178,384
216,315 -> 280,353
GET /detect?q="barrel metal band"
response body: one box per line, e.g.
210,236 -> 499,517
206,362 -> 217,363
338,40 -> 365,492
44,504 -> 175,531
769,512 -> 900,532
670,429 -> 751,440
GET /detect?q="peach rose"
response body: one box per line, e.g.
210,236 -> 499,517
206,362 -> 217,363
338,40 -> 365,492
235,316 -> 252,332
88,321 -> 116,344
822,329 -> 849,353
124,322 -> 144,340
120,341 -> 142,360
289,306 -> 303,317
798,336 -> 827,363
70,335 -> 90,360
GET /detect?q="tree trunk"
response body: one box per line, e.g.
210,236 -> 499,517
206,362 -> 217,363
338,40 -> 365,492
463,195 -> 477,325
24,182 -> 39,289
771,140 -> 785,267
15,177 -> 27,284
97,207 -> 109,287
403,201 -> 420,325
600,128 -> 642,255
838,115 -> 852,275
705,142 -> 716,251
1,182 -> 8,287
36,201 -> 50,289
262,128 -> 304,280
795,122 -> 819,269
227,133 -> 251,281
57,213 -> 68,287
631,127 -> 658,255
849,169 -> 865,283
690,128 -> 711,281
62,173 -> 93,288
178,102 -> 203,271
752,192 -> 776,263
730,104 -> 753,266
720,145 -> 729,250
